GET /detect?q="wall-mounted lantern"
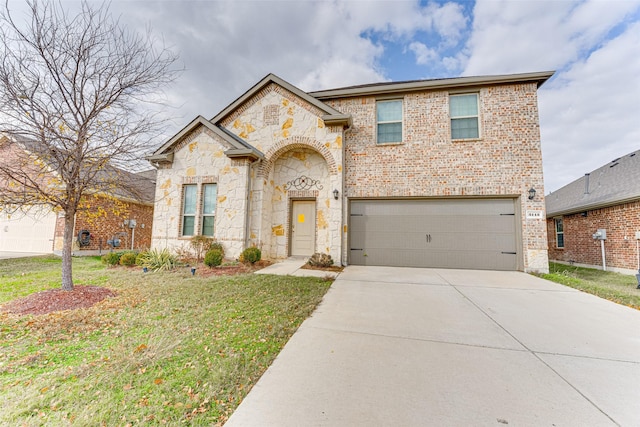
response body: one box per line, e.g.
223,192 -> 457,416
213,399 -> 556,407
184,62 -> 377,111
333,189 -> 339,200
528,188 -> 536,200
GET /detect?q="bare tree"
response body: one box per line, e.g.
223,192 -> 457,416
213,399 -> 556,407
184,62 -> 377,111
0,0 -> 180,290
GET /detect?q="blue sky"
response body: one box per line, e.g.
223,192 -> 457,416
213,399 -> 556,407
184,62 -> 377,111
8,0 -> 640,193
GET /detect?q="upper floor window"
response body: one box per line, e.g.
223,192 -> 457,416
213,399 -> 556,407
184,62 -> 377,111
555,218 -> 564,248
450,93 -> 479,139
201,184 -> 217,236
182,184 -> 197,236
376,99 -> 402,143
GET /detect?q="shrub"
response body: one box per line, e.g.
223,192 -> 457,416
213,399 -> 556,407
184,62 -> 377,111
101,251 -> 122,266
209,241 -> 225,256
204,248 -> 224,267
135,251 -> 148,266
190,236 -> 212,261
135,248 -> 178,272
307,252 -> 334,268
239,247 -> 261,264
119,251 -> 138,267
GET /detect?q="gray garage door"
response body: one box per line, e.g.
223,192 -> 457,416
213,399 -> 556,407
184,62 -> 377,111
349,199 -> 518,271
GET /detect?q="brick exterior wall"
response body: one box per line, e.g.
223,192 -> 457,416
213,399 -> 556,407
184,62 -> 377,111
54,195 -> 153,253
326,82 -> 548,272
548,200 -> 640,272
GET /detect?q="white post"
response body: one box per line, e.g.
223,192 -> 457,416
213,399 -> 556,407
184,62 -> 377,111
131,227 -> 135,250
600,239 -> 606,271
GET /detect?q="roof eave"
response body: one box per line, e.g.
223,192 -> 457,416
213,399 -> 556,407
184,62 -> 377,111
310,71 -> 556,100
146,152 -> 174,164
546,194 -> 640,217
224,148 -> 264,161
322,114 -> 352,128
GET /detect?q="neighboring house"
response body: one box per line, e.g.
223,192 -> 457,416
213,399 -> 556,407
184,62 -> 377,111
546,149 -> 640,274
149,71 -> 553,272
0,135 -> 155,254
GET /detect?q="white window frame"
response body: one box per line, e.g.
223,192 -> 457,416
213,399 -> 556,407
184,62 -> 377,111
181,184 -> 197,237
201,183 -> 217,237
376,99 -> 403,144
450,93 -> 480,140
555,217 -> 564,249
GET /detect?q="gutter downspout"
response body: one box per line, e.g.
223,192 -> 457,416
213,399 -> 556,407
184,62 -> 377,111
341,122 -> 353,267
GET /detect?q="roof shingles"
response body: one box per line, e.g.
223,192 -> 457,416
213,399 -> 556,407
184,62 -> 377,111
546,149 -> 640,216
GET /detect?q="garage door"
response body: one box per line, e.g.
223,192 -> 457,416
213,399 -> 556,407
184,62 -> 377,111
349,199 -> 518,271
0,209 -> 57,253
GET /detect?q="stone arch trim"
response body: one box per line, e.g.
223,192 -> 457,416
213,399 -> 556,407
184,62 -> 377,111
258,136 -> 338,177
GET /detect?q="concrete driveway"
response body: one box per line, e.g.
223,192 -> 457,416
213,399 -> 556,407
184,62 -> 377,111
226,266 -> 640,426
0,251 -> 49,260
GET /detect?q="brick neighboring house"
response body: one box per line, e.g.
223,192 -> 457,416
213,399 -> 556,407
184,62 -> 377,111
546,149 -> 640,274
0,135 -> 155,254
149,71 -> 553,273
52,169 -> 156,255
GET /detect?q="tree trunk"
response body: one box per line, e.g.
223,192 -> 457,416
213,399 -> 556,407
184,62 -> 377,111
61,210 -> 75,291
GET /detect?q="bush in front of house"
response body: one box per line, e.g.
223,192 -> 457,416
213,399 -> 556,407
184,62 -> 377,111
119,251 -> 138,267
136,248 -> 178,272
135,251 -> 148,266
239,247 -> 261,264
307,252 -> 334,268
102,251 -> 122,266
204,248 -> 224,267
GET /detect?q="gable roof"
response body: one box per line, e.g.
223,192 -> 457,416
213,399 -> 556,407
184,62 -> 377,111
1,135 -> 157,205
210,73 -> 352,127
149,115 -> 264,162
309,71 -> 555,100
546,148 -> 640,216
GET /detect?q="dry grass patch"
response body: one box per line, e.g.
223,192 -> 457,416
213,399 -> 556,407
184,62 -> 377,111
0,256 -> 331,425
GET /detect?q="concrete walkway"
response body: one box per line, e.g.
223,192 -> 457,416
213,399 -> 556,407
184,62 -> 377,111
227,266 -> 640,426
255,257 -> 341,279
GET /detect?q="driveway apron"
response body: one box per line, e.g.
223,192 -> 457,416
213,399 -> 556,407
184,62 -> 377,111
226,266 -> 640,426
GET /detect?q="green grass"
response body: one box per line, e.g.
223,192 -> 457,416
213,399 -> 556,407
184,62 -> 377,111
539,262 -> 640,310
0,256 -> 332,425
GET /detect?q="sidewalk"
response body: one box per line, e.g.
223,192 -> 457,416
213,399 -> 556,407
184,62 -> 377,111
255,257 -> 341,279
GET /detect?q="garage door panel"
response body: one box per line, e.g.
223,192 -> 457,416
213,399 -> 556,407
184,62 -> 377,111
352,215 -> 513,234
349,199 -> 518,271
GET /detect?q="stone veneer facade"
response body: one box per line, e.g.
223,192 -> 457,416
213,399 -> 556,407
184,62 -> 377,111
150,73 -> 550,272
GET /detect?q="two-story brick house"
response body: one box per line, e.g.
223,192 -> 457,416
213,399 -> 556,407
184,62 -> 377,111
148,71 -> 553,272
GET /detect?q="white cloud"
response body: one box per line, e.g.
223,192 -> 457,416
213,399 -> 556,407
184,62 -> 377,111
463,0 -> 640,192
539,19 -> 640,192
408,41 -> 439,65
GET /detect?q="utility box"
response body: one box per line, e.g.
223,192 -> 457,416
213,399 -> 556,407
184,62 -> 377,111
592,229 -> 607,240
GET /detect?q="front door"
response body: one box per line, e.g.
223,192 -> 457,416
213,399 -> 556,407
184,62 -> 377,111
291,200 -> 316,256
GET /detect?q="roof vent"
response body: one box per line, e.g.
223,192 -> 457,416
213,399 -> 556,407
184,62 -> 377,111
584,173 -> 590,195
630,153 -> 636,157
610,163 -> 619,168
612,157 -> 620,163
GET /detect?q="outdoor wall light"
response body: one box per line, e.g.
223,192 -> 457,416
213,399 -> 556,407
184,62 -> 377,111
528,188 -> 536,200
333,189 -> 339,200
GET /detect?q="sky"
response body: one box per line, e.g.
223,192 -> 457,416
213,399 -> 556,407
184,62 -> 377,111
7,0 -> 640,193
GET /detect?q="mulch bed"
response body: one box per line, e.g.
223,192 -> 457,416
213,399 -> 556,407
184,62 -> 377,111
0,286 -> 118,316
0,260 -> 326,317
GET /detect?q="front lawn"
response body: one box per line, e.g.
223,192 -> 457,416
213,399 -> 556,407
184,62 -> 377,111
539,262 -> 640,310
0,255 -> 331,425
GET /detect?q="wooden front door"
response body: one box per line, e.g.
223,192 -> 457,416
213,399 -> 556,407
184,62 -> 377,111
291,200 -> 316,256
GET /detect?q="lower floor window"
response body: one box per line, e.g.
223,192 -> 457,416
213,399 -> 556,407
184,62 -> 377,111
555,218 -> 564,248
181,183 -> 217,237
